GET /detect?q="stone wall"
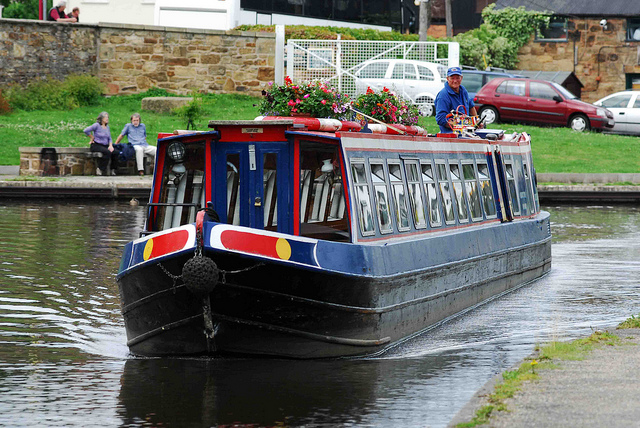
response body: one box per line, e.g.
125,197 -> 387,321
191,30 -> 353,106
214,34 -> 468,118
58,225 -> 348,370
0,18 -> 276,97
0,19 -> 98,86
516,18 -> 640,103
20,147 -> 97,176
98,24 -> 275,96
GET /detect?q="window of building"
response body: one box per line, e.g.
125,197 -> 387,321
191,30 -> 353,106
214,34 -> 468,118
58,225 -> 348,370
421,161 -> 442,227
405,161 -> 427,229
462,162 -> 483,221
370,162 -> 393,234
627,18 -> 640,41
537,16 -> 568,41
436,161 -> 455,225
351,161 -> 375,236
477,162 -> 497,218
388,162 -> 410,231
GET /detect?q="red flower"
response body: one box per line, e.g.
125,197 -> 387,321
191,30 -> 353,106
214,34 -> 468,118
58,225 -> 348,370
284,76 -> 292,85
366,87 -> 374,95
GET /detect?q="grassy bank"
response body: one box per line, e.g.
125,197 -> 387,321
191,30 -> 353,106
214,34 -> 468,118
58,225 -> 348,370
456,314 -> 640,427
0,93 -> 639,172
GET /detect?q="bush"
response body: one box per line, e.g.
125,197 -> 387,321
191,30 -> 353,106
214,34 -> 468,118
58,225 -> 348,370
172,91 -> 207,130
2,0 -> 39,20
354,87 -> 419,126
64,74 -> 104,106
258,77 -> 351,119
3,80 -> 77,111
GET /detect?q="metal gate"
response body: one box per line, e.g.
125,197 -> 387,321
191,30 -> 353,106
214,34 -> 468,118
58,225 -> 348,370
285,39 -> 460,115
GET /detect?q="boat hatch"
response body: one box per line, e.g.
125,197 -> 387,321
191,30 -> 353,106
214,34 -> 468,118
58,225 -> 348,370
215,141 -> 290,233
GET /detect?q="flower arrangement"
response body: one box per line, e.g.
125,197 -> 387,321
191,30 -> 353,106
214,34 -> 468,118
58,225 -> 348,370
353,87 -> 420,126
258,76 -> 351,119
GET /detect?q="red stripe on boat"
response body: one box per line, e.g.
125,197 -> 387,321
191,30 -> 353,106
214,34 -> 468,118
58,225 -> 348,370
144,229 -> 190,260
220,230 -> 281,259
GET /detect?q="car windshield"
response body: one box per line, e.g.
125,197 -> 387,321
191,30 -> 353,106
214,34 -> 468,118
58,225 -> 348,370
551,82 -> 576,99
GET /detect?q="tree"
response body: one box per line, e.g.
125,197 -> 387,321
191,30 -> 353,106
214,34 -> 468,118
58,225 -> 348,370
418,0 -> 430,41
2,0 -> 41,19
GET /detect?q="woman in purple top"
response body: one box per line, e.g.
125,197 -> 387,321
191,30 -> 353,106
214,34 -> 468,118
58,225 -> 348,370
84,111 -> 119,176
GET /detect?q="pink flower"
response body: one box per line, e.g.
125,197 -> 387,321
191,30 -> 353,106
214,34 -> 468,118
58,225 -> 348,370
321,99 -> 327,105
288,100 -> 296,106
304,94 -> 310,98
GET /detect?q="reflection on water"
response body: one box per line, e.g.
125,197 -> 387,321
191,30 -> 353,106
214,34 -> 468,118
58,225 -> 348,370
0,202 -> 638,427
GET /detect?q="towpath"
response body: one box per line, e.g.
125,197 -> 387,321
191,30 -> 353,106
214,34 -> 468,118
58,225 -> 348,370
449,328 -> 640,427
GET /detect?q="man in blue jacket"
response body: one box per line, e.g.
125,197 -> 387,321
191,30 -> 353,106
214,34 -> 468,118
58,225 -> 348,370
435,66 -> 480,133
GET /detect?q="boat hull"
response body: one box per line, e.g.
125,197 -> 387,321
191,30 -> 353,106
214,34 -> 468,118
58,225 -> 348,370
118,214 -> 551,358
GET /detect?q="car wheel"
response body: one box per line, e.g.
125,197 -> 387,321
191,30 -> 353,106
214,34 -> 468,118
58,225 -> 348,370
479,106 -> 499,125
417,103 -> 434,117
569,114 -> 590,132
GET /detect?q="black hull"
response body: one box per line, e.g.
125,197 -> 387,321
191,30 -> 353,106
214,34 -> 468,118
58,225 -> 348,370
118,238 -> 551,359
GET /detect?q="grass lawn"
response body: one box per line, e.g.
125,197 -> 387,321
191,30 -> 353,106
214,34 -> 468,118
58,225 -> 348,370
1,93 -> 639,173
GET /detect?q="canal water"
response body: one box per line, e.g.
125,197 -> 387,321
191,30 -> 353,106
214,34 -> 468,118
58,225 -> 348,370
0,201 -> 638,427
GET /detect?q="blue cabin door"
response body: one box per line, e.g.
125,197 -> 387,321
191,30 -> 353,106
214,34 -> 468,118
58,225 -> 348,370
215,142 -> 290,234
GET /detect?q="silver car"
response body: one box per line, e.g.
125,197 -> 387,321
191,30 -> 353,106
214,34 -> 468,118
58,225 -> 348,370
353,59 -> 446,116
593,91 -> 640,135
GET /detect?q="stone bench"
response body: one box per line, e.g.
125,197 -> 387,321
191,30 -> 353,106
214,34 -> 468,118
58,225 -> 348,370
19,147 -> 153,176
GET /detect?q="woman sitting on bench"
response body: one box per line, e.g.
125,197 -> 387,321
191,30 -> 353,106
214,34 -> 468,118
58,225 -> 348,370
84,111 -> 118,176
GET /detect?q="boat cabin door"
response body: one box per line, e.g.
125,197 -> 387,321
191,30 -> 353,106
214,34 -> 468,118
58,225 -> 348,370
215,142 -> 290,234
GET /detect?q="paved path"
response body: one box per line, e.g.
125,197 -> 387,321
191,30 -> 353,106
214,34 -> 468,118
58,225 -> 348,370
449,329 -> 640,428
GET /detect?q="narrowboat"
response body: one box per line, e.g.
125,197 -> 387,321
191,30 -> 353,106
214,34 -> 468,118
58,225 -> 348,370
117,118 -> 551,359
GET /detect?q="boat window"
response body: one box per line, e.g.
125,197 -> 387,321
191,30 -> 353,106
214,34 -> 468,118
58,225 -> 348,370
370,162 -> 393,234
436,162 -> 455,225
405,161 -> 427,229
505,162 -> 521,216
300,142 -> 349,241
226,153 -> 241,225
388,163 -> 410,231
524,161 -> 539,213
522,160 -> 536,214
350,161 -> 375,236
263,153 -> 278,231
421,162 -> 442,227
477,162 -> 497,218
156,140 -> 206,231
449,162 -> 469,223
462,163 -> 483,221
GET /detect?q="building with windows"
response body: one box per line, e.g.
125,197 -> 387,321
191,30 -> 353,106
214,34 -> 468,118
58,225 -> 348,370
72,0 -> 398,31
494,0 -> 640,102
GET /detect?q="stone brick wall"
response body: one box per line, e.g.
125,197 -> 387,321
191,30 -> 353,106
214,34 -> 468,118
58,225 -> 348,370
0,18 -> 276,97
516,18 -> 640,103
98,24 -> 275,96
0,19 -> 98,86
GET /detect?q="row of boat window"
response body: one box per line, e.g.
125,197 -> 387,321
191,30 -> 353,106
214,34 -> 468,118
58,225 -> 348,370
349,156 -> 534,237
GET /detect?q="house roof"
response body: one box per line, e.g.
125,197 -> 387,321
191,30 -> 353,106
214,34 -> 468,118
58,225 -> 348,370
493,0 -> 640,17
508,70 -> 584,87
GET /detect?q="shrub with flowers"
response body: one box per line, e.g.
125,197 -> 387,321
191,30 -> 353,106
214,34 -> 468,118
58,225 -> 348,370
258,76 -> 351,119
353,87 -> 420,126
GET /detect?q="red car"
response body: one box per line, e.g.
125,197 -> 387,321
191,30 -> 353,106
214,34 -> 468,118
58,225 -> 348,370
473,78 -> 614,132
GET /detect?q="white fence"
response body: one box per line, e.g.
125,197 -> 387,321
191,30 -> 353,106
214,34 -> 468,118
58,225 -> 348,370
285,39 -> 460,115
